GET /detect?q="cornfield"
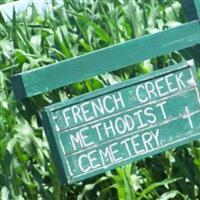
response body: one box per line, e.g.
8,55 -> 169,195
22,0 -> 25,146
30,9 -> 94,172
1,0 -> 200,199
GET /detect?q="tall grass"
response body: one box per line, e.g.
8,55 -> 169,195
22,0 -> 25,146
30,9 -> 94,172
1,0 -> 200,199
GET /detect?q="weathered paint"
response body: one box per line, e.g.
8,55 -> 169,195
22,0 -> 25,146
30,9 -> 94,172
41,61 -> 200,184
11,20 -> 200,100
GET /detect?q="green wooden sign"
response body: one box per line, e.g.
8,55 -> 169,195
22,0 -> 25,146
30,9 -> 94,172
41,61 -> 200,184
10,0 -> 200,185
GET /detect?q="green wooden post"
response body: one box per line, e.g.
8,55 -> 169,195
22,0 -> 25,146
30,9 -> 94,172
182,0 -> 200,65
194,0 -> 200,19
182,0 -> 198,20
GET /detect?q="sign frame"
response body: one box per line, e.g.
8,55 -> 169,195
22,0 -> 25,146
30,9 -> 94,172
41,61 -> 200,184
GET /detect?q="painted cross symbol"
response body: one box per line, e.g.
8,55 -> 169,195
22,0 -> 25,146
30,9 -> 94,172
183,106 -> 194,129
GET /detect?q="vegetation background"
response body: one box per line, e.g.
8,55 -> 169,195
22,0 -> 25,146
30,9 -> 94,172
1,0 -> 200,199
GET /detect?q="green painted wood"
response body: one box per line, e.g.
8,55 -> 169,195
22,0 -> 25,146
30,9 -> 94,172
41,61 -> 200,183
59,89 -> 200,155
182,0 -> 198,21
66,111 -> 200,182
41,111 -> 68,183
182,0 -> 200,64
49,64 -> 193,132
11,20 -> 200,100
194,0 -> 200,19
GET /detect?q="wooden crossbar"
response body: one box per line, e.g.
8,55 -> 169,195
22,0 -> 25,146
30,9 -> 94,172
11,20 -> 200,100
